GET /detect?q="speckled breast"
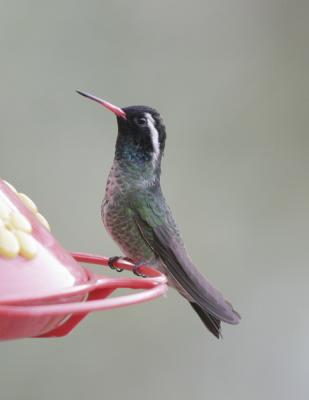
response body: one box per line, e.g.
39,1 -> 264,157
102,169 -> 154,262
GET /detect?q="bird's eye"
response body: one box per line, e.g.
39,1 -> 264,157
135,117 -> 147,126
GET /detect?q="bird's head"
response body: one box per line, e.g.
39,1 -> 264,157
76,90 -> 166,168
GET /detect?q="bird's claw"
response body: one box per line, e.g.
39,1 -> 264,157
108,257 -> 147,277
108,256 -> 124,272
132,264 -> 147,278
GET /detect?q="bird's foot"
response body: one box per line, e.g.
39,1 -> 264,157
132,263 -> 147,278
108,256 -> 132,272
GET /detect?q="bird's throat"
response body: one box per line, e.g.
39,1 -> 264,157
107,158 -> 161,194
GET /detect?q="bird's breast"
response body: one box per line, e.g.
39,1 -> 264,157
101,166 -> 155,262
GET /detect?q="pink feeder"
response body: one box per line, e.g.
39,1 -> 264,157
0,179 -> 167,341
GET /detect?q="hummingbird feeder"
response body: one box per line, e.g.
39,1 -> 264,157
0,179 -> 167,341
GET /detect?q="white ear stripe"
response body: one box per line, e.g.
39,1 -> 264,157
145,113 -> 160,164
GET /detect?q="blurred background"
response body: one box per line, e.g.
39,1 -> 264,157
1,0 -> 309,399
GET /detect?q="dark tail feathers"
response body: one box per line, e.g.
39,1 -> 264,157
190,302 -> 222,339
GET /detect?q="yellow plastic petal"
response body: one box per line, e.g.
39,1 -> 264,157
10,211 -> 32,233
15,231 -> 37,259
0,200 -> 10,220
0,228 -> 20,258
18,193 -> 38,213
36,212 -> 51,231
0,219 -> 5,230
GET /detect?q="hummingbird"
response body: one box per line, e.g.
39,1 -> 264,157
77,90 -> 240,338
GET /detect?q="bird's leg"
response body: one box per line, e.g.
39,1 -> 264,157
108,256 -> 133,272
132,261 -> 147,278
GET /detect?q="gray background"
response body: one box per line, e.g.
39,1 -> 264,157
1,1 -> 309,399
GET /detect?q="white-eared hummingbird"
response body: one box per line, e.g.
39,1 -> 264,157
77,90 -> 240,338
